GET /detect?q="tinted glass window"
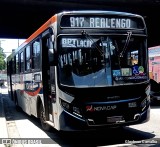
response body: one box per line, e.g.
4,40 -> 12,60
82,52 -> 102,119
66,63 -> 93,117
16,54 -> 19,74
25,46 -> 31,71
32,40 -> 41,70
20,52 -> 24,72
58,35 -> 147,87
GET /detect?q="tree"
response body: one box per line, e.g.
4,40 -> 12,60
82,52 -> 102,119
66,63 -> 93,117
0,47 -> 6,70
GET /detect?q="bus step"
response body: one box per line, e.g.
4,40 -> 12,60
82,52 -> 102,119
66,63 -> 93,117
46,121 -> 54,127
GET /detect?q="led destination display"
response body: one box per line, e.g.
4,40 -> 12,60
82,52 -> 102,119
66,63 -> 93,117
60,15 -> 144,29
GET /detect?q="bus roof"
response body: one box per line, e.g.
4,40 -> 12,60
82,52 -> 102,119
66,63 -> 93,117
60,10 -> 142,17
14,10 -> 144,54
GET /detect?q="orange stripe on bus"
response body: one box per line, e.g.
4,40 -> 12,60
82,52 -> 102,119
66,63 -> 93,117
25,87 -> 42,96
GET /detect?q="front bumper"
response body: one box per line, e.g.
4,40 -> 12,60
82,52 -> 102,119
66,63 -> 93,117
59,105 -> 150,131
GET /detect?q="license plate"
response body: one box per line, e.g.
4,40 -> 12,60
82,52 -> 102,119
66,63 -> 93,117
107,116 -> 124,123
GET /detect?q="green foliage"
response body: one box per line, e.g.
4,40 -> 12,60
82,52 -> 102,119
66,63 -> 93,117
0,47 -> 6,70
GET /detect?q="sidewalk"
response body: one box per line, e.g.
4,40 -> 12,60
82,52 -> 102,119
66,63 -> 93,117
0,87 -> 8,146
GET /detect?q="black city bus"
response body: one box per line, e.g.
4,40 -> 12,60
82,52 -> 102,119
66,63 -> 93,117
7,11 -> 150,131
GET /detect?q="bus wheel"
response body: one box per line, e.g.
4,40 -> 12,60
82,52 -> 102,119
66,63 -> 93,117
39,104 -> 51,131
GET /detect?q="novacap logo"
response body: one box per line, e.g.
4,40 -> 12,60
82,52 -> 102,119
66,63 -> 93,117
86,105 -> 117,112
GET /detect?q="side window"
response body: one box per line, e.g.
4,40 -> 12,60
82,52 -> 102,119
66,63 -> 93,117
25,46 -> 31,71
42,29 -> 54,66
20,51 -> 24,72
32,39 -> 41,70
49,37 -> 53,49
47,36 -> 54,65
12,58 -> 15,74
16,54 -> 19,74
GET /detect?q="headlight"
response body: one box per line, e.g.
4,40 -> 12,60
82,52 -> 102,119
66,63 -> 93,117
73,106 -> 82,117
60,98 -> 70,111
145,85 -> 150,96
60,98 -> 82,118
141,98 -> 147,111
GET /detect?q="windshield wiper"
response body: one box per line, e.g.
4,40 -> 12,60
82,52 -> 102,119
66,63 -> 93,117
119,31 -> 132,57
81,30 -> 104,56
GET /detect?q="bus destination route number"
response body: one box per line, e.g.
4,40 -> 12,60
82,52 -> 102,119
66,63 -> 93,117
70,17 -> 131,28
60,15 -> 144,29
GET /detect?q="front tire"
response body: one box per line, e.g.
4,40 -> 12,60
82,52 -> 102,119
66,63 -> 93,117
39,104 -> 51,131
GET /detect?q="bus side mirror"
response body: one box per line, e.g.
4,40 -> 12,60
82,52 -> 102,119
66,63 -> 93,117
48,48 -> 57,66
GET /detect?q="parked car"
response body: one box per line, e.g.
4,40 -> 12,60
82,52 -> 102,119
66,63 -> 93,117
150,79 -> 160,105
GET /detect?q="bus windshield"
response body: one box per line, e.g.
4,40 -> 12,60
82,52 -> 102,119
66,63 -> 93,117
58,35 -> 147,87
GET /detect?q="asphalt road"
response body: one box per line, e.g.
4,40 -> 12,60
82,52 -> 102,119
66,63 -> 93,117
1,88 -> 160,147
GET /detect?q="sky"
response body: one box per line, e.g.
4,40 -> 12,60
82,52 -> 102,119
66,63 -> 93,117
0,38 -> 26,58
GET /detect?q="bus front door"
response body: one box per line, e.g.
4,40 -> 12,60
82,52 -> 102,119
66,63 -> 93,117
42,33 -> 56,125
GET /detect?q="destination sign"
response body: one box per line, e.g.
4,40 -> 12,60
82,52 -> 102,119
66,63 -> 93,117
60,15 -> 144,29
